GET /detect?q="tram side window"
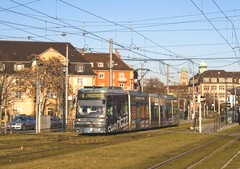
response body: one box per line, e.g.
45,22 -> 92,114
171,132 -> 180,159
122,101 -> 128,116
160,105 -> 164,119
166,103 -> 171,119
151,105 -> 158,119
106,95 -> 128,118
173,101 -> 178,115
106,99 -> 113,116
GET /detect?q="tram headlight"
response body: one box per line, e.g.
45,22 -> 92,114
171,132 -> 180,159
98,118 -> 105,122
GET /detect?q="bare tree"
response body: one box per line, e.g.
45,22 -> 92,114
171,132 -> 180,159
0,51 -> 26,134
21,56 -> 73,117
143,77 -> 165,94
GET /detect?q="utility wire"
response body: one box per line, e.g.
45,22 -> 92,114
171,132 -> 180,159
59,0 -> 191,61
191,0 -> 240,65
212,0 -> 240,52
9,0 -> 156,61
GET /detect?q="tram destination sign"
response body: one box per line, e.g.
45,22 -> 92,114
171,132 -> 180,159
80,93 -> 105,99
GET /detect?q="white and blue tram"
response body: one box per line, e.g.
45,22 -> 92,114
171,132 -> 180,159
75,86 -> 180,134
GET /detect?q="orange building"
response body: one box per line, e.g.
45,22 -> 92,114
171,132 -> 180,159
82,50 -> 134,90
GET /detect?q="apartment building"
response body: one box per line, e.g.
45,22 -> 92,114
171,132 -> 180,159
82,49 -> 135,90
0,40 -> 96,117
189,70 -> 240,113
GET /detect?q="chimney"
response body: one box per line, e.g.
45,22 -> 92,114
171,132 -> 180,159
114,49 -> 120,58
81,48 -> 85,55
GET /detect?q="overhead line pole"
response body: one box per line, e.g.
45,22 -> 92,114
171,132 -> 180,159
65,44 -> 69,131
109,38 -> 113,87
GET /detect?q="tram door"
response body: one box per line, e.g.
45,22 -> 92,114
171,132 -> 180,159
136,100 -> 149,129
106,94 -> 128,132
151,98 -> 160,128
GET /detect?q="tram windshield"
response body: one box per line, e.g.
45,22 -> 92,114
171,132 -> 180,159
76,100 -> 105,118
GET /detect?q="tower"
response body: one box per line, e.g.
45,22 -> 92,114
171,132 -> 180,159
199,61 -> 207,74
180,68 -> 188,86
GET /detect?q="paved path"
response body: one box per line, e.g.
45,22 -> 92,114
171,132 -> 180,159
180,119 -> 239,133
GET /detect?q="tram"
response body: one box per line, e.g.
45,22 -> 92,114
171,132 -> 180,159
75,86 -> 180,134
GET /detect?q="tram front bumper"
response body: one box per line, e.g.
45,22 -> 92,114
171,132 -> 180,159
75,122 -> 106,133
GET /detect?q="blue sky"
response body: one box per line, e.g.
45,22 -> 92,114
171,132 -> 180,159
1,0 -> 240,84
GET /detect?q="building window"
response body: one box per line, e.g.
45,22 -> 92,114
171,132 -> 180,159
75,65 -> 84,72
211,85 -> 217,90
14,64 -> 24,71
219,93 -> 225,98
98,62 -> 104,67
203,85 -> 209,90
119,83 -> 124,88
219,78 -> 225,83
119,73 -> 124,79
0,63 -> 5,71
226,78 -> 232,83
47,108 -> 54,116
211,78 -> 217,83
99,83 -> 104,86
77,77 -> 83,85
219,85 -> 225,90
99,73 -> 104,79
15,78 -> 24,85
90,62 -> 94,67
47,91 -> 57,99
15,91 -> 22,99
203,77 -> 209,83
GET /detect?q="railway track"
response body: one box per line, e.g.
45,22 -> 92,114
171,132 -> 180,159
1,124 -> 240,169
149,134 -> 240,169
0,131 -> 165,165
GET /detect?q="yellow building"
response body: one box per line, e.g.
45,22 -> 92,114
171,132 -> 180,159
0,41 -> 96,119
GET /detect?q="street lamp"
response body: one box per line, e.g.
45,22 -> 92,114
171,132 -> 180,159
62,44 -> 69,132
32,55 -> 41,134
225,77 -> 228,125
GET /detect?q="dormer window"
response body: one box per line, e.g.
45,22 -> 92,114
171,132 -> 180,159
98,62 -> 104,67
15,91 -> 23,99
0,63 -> 5,71
75,65 -> 84,73
14,64 -> 24,71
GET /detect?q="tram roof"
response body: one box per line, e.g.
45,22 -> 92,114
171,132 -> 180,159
79,86 -> 128,95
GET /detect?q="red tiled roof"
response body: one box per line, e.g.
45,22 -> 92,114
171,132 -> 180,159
0,40 -> 86,62
82,52 -> 133,71
0,40 -> 96,76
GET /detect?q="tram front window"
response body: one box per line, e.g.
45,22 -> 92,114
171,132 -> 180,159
77,100 -> 105,118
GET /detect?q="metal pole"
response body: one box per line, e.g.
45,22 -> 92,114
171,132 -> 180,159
192,61 -> 195,120
109,38 -> 113,87
213,93 -> 216,112
225,77 -> 227,124
65,44 -> 68,129
198,94 -> 202,133
166,64 -> 169,95
141,63 -> 144,92
0,105 -> 2,134
35,58 -> 39,134
234,80 -> 236,122
62,75 -> 66,132
171,99 -> 174,124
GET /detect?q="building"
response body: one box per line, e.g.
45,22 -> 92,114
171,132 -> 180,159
188,69 -> 240,116
180,68 -> 188,86
82,49 -> 135,90
0,40 -> 96,118
169,85 -> 188,114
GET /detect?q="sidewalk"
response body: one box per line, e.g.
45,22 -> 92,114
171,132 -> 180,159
180,119 -> 238,133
